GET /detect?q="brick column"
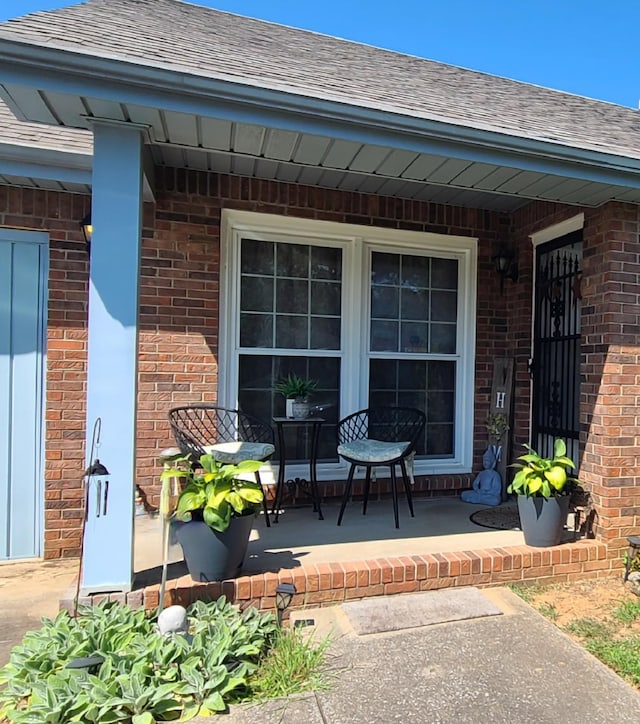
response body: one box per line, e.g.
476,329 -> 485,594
581,202 -> 640,554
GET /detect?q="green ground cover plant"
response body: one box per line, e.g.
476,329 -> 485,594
0,597 -> 330,722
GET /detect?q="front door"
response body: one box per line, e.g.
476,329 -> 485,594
531,230 -> 582,464
0,229 -> 48,559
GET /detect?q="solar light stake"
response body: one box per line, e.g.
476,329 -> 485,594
275,582 -> 296,626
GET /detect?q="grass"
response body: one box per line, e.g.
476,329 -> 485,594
537,602 -> 559,621
510,581 -> 640,690
248,625 -> 333,701
507,582 -> 543,603
614,599 -> 640,625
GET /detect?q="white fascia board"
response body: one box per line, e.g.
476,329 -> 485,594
0,39 -> 640,190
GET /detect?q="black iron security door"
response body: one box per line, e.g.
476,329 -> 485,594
531,230 -> 582,465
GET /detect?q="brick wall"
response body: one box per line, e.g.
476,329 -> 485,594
0,186 -> 90,559
580,202 -> 640,552
137,169 -> 511,506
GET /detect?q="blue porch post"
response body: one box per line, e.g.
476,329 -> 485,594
81,121 -> 144,594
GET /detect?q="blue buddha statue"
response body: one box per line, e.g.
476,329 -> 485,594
461,446 -> 502,507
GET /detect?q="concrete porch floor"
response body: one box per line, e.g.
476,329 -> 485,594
122,495 -> 610,617
134,497 -> 526,575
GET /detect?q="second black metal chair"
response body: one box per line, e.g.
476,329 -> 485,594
168,405 -> 274,526
336,406 -> 426,528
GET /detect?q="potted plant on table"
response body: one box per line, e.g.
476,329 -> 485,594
275,373 -> 318,419
508,438 -> 577,547
161,453 -> 264,581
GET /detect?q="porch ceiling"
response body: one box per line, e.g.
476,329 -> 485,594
4,86 -> 640,213
1,1 -> 640,212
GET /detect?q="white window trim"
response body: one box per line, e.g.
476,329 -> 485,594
220,210 -> 477,483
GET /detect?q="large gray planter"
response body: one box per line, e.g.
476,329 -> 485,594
517,494 -> 570,547
174,514 -> 255,582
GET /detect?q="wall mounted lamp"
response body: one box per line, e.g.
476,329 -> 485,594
492,247 -> 518,294
275,582 -> 296,626
80,212 -> 92,254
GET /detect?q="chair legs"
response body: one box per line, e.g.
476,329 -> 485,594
399,459 -> 415,518
362,467 -> 372,515
337,460 -> 414,528
337,464 -> 357,526
255,472 -> 271,527
390,464 -> 399,529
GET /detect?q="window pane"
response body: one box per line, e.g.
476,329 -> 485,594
310,281 -> 341,316
431,290 -> 457,322
371,252 -> 399,285
403,256 -> 430,288
401,287 -> 428,320
276,315 -> 308,348
370,251 -> 458,354
241,276 -> 273,312
277,243 -> 308,278
430,323 -> 456,353
240,314 -> 273,347
400,322 -> 428,353
277,279 -> 308,314
431,258 -> 458,289
371,320 -> 398,351
369,359 -> 456,457
371,286 -> 398,319
310,317 -> 341,350
241,238 -> 273,275
240,238 -> 342,352
238,354 -> 340,463
312,246 -> 342,280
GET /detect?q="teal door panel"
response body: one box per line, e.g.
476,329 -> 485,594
0,230 -> 48,559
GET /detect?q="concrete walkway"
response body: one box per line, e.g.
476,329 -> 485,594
213,587 -> 640,724
1,561 -> 638,723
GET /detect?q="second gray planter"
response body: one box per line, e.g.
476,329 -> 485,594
517,494 -> 570,547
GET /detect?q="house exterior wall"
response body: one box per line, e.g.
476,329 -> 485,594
2,172 -> 638,561
140,169 -> 510,504
511,200 -> 640,555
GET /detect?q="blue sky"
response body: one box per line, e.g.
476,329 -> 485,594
2,1 -> 639,108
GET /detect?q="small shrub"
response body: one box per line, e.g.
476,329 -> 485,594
0,597 -> 279,721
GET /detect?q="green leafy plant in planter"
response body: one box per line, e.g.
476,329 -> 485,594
162,453 -> 265,581
508,439 -> 578,547
275,373 -> 318,418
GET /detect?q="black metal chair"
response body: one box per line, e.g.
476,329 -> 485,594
168,405 -> 274,526
336,406 -> 426,528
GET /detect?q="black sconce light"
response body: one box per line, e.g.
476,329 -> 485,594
492,247 -> 518,294
80,212 -> 92,254
275,582 -> 296,626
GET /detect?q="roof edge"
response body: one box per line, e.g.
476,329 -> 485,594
0,38 -> 639,190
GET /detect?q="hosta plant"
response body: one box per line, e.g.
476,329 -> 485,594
508,439 -> 577,499
162,453 -> 264,533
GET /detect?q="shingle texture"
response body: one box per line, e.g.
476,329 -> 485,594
0,98 -> 91,152
0,0 -> 639,160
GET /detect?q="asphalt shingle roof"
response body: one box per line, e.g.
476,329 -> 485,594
0,97 -> 91,152
0,0 -> 639,160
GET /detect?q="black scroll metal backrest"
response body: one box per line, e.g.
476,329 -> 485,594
338,407 -> 426,455
168,405 -> 275,460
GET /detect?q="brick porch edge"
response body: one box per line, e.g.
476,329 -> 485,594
62,539 -> 612,617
